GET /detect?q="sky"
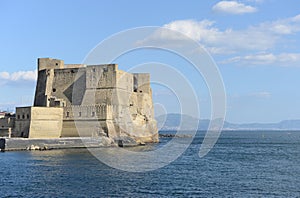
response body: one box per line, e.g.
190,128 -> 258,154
1,0 -> 300,123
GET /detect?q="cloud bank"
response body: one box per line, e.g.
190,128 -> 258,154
163,14 -> 300,53
149,13 -> 300,66
222,53 -> 300,67
0,70 -> 37,85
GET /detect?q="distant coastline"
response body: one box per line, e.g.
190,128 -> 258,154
156,114 -> 300,131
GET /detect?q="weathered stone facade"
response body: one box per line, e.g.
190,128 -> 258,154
13,58 -> 158,143
14,107 -> 63,138
0,113 -> 14,137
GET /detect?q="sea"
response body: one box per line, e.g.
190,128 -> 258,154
1,130 -> 300,197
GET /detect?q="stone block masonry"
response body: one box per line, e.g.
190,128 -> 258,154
13,107 -> 63,138
13,58 -> 158,143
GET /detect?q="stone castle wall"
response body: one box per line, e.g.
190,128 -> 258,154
0,116 -> 14,137
13,107 -> 63,138
14,58 -> 158,143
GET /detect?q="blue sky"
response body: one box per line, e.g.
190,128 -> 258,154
1,0 -> 300,123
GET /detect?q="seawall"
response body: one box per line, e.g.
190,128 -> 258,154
0,137 -> 116,151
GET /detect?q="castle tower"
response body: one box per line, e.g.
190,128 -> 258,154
16,58 -> 158,143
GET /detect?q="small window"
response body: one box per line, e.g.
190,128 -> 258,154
22,114 -> 25,119
66,112 -> 70,117
27,114 -> 30,119
140,90 -> 143,93
79,112 -> 82,117
55,63 -> 58,66
92,68 -> 96,72
17,115 -> 20,119
54,101 -> 60,107
91,112 -> 95,117
53,88 -> 56,92
103,67 -> 108,72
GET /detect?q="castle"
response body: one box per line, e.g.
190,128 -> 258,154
3,58 -> 158,143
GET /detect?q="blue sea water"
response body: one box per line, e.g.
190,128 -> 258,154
1,131 -> 300,197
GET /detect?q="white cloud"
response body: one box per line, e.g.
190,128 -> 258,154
0,70 -> 37,85
161,19 -> 277,53
258,14 -> 300,35
137,14 -> 300,67
222,52 -> 300,66
0,72 -> 10,80
212,1 -> 257,14
163,19 -> 216,41
147,13 -> 300,56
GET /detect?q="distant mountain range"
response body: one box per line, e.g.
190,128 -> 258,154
156,114 -> 300,130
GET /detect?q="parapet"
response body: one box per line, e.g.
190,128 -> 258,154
86,64 -> 118,72
38,58 -> 64,71
85,64 -> 118,89
64,64 -> 86,69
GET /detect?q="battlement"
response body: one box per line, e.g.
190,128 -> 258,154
63,105 -> 112,120
64,64 -> 86,69
38,58 -> 87,71
87,64 -> 118,71
38,58 -> 64,71
85,64 -> 118,89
